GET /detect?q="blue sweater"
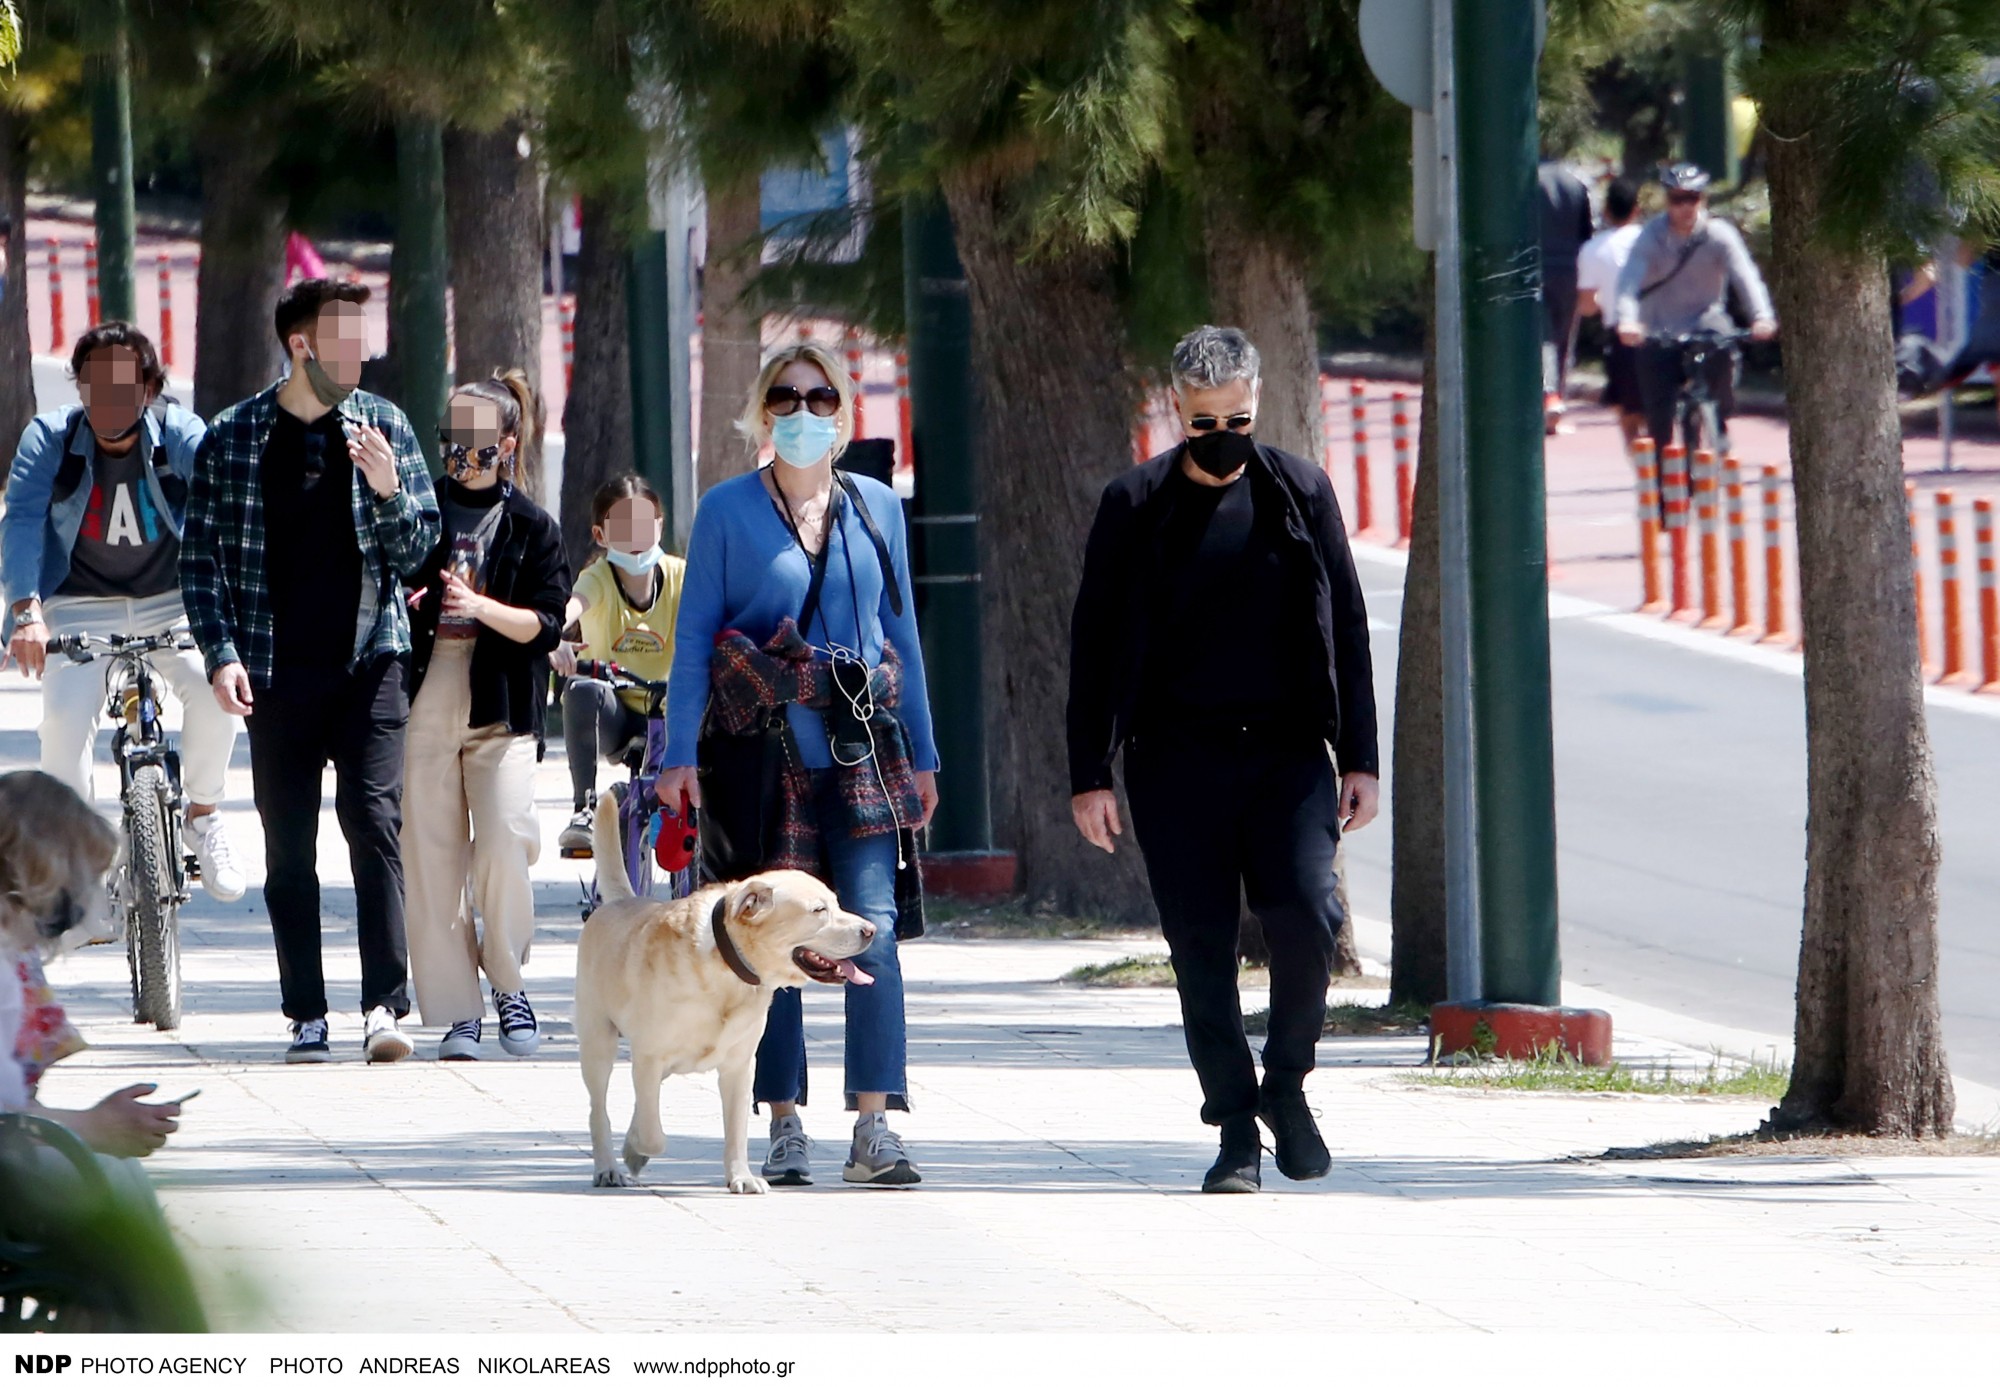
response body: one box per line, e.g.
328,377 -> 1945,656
665,469 -> 940,774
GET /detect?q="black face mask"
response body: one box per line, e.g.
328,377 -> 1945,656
1185,428 -> 1257,478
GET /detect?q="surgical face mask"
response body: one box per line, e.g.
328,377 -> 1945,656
1185,427 -> 1258,478
771,410 -> 839,469
606,544 -> 665,576
300,342 -> 355,407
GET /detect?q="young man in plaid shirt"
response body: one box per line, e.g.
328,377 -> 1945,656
181,279 -> 440,1064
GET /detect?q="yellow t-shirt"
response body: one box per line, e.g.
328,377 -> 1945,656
575,553 -> 685,711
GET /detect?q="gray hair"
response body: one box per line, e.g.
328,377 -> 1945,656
1171,325 -> 1261,391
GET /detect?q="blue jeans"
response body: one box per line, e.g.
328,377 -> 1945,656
753,771 -> 909,1111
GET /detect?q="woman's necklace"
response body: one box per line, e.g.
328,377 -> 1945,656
773,471 -> 833,552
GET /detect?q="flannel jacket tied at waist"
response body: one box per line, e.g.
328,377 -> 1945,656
708,618 -> 922,872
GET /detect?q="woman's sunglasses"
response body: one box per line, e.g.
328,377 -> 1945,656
1188,413 -> 1254,433
765,384 -> 842,418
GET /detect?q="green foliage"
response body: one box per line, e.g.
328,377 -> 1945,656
1413,1043 -> 1792,1097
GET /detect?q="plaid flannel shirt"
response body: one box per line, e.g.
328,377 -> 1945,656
179,383 -> 440,687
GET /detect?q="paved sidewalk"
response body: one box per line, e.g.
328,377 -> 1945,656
11,678 -> 2000,1336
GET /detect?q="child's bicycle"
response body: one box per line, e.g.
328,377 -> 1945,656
563,659 -> 696,915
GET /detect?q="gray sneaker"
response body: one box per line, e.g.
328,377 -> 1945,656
761,1113 -> 813,1186
842,1112 -> 921,1186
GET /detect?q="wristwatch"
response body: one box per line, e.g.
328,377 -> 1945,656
9,597 -> 42,626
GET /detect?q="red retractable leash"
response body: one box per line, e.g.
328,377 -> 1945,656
653,789 -> 698,874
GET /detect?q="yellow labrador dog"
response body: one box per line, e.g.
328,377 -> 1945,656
576,791 -> 877,1193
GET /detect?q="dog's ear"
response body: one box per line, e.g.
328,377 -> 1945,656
731,880 -> 774,921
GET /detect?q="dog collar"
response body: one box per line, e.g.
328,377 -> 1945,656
711,896 -> 761,987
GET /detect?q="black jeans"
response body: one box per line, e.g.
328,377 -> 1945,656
1124,721 -> 1343,1125
1636,339 -> 1738,458
561,677 -> 648,811
245,654 -> 411,1021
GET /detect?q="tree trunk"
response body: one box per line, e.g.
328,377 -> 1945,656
1203,217 -> 1319,460
698,171 -> 764,492
1390,264 -> 1447,1006
1762,1 -> 1952,1137
193,109 -> 286,419
446,121 -> 548,503
943,170 -> 1154,921
559,194 -> 634,573
0,109 -> 36,480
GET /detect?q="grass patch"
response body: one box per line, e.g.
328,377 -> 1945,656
1061,954 -> 1177,987
927,897 -> 1156,941
1244,999 -> 1432,1037
1410,1045 -> 1791,1098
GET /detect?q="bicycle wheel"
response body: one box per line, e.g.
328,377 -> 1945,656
124,765 -> 182,1031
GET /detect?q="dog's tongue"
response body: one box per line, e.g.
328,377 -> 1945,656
836,958 -> 874,986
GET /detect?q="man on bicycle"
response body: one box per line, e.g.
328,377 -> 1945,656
2,322 -> 246,905
1615,163 -> 1778,456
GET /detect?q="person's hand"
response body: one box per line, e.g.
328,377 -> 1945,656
71,1084 -> 181,1158
1339,771 -> 1380,832
348,422 -> 400,499
550,640 -> 584,678
211,662 -> 253,716
1071,789 -> 1123,854
914,770 -> 939,831
7,615 -> 48,679
1617,323 -> 1645,347
440,570 -> 488,626
1750,319 -> 1778,343
656,765 -> 701,810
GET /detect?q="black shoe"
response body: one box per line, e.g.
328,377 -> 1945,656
1201,1117 -> 1262,1194
1258,1086 -> 1332,1181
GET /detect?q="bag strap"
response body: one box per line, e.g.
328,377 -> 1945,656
833,470 -> 904,618
1637,229 -> 1709,303
795,482 -> 843,640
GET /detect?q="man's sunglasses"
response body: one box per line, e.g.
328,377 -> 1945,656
765,384 -> 842,418
1188,413 -> 1254,433
440,436 -> 502,472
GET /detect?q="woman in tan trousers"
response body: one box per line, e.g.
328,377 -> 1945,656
401,371 -> 570,1060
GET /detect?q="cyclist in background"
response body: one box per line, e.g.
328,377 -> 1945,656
1,322 -> 246,904
1615,163 -> 1778,455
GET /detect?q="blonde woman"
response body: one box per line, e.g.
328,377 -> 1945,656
656,344 -> 939,1186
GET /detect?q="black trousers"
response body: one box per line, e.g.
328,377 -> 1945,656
1124,723 -> 1343,1125
561,677 -> 648,811
1636,340 -> 1737,459
245,654 -> 411,1021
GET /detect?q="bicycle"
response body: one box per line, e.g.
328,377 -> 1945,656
564,659 -> 696,915
47,629 -> 198,1031
1645,327 -> 1753,459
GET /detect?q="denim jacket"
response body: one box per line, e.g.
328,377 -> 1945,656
0,401 -> 208,644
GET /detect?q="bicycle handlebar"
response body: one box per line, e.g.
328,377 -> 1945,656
48,629 -> 198,661
1644,328 -> 1755,350
574,659 -> 669,695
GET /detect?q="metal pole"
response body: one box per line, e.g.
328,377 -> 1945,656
660,163 -> 698,553
391,118 -> 448,474
1431,0 -> 1482,1004
901,194 -> 990,851
626,229 -> 677,540
1455,0 -> 1561,1006
87,0 -> 135,324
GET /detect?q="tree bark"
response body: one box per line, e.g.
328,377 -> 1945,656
446,121 -> 548,503
193,108 -> 286,419
559,194 -> 634,573
0,108 -> 36,481
943,170 -> 1155,921
697,170 -> 764,492
1390,265 -> 1447,1006
1761,0 -> 1952,1137
1203,216 -> 1319,460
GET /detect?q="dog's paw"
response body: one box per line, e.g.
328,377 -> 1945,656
725,1171 -> 770,1196
592,1167 -> 636,1188
622,1138 -> 652,1176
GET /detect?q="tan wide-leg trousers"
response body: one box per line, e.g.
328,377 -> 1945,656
401,640 -> 543,1026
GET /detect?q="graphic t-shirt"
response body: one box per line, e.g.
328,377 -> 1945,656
56,440 -> 180,598
438,481 -> 505,640
574,553 -> 685,712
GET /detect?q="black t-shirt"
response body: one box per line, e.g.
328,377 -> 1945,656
1139,465 -> 1303,724
56,434 -> 182,599
261,407 -> 363,678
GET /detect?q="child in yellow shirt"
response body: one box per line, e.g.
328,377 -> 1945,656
553,476 -> 686,854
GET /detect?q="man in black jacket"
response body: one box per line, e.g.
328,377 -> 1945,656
1068,325 -> 1379,1194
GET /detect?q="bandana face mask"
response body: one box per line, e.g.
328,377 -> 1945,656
441,436 -> 504,482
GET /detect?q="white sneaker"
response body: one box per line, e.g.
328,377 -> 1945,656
362,1005 -> 413,1064
186,813 -> 247,902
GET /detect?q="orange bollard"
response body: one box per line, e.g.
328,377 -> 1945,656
1319,377 -> 1338,486
1760,466 -> 1788,645
1725,454 -> 1754,636
46,239 -> 64,352
560,295 -> 576,391
1939,491 -> 1970,684
1633,438 -> 1663,613
1391,390 -> 1414,548
1978,499 -> 2000,692
895,349 -> 913,469
85,239 -> 99,324
157,252 -> 175,372
1662,444 -> 1691,619
1910,483 -> 1931,673
1349,380 -> 1374,537
843,327 -> 866,437
1693,449 -> 1722,626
